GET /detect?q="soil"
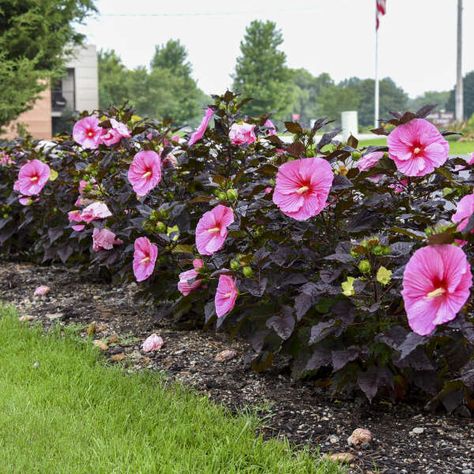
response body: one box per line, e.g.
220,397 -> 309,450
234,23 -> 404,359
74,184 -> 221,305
0,260 -> 473,474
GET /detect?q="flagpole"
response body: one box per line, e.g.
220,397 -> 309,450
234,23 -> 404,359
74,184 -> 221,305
374,24 -> 379,129
455,0 -> 463,122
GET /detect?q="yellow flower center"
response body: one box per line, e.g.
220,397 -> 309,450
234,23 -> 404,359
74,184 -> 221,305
207,227 -> 220,233
30,176 -> 39,182
224,292 -> 233,298
426,287 -> 446,299
87,130 -> 94,138
296,185 -> 309,194
142,171 -> 152,178
140,256 -> 150,264
413,147 -> 421,155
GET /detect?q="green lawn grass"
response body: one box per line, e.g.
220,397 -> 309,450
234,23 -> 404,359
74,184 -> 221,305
0,306 -> 342,474
359,138 -> 474,155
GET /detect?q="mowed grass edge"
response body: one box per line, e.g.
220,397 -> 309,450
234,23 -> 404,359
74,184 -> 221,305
0,305 -> 343,474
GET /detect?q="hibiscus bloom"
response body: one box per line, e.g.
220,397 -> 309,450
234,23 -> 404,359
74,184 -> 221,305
133,237 -> 158,282
142,334 -> 164,352
67,210 -> 85,232
14,159 -> 51,196
100,128 -> 121,146
402,245 -> 472,336
356,151 -> 384,172
387,118 -> 449,177
80,202 -> 112,223
34,285 -> 50,297
178,259 -> 204,296
195,205 -> 234,256
263,119 -> 277,136
229,123 -> 256,146
0,152 -> 13,166
467,153 -> 474,165
272,157 -> 334,221
100,119 -> 131,146
188,107 -> 213,146
92,228 -> 123,252
127,150 -> 162,197
215,274 -> 238,318
73,116 -> 104,149
110,119 -> 131,138
452,193 -> 474,233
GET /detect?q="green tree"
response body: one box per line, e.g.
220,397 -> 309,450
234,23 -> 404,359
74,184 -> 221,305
233,20 -> 293,118
97,43 -> 207,125
290,69 -> 333,126
447,70 -> 474,120
348,77 -> 408,127
98,50 -> 130,109
0,0 -> 96,128
150,39 -> 192,78
318,86 -> 361,124
408,90 -> 450,112
149,39 -> 205,124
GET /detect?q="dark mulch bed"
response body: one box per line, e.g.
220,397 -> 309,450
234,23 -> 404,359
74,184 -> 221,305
0,260 -> 473,473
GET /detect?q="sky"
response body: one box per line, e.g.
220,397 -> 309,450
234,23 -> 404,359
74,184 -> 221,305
78,0 -> 474,99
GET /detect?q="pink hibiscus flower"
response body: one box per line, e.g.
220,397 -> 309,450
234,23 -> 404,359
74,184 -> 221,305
402,245 -> 472,336
178,259 -> 204,296
356,151 -> 384,171
80,202 -> 112,223
73,116 -> 104,149
133,237 -> 158,282
387,118 -> 449,177
67,210 -> 85,231
128,150 -> 162,197
100,119 -> 131,146
34,285 -> 50,297
467,153 -> 474,165
0,152 -> 13,166
188,107 -> 214,146
272,157 -> 334,221
142,334 -> 164,352
92,228 -> 123,252
14,159 -> 50,196
229,123 -> 256,146
389,178 -> 409,194
263,119 -> 277,136
110,118 -> 131,138
215,274 -> 238,318
162,154 -> 178,169
452,193 -> 474,233
195,205 -> 234,256
100,128 -> 121,146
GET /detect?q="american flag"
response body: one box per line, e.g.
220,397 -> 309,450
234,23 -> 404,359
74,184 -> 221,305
376,0 -> 387,30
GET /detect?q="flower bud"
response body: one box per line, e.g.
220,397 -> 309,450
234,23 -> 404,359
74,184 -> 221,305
372,245 -> 390,256
226,189 -> 238,201
155,221 -> 166,233
376,266 -> 392,285
351,151 -> 361,160
230,259 -> 240,271
217,191 -> 227,201
242,266 -> 253,278
358,260 -> 371,274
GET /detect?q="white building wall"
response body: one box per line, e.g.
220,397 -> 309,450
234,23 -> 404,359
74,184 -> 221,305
67,44 -> 98,113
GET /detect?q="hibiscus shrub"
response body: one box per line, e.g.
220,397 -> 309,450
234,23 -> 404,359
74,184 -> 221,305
1,93 -> 474,413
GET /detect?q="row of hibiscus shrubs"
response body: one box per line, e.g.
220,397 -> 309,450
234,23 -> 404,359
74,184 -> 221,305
1,92 -> 473,413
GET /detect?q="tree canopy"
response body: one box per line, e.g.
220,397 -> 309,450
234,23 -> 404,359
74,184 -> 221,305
233,20 -> 293,118
447,70 -> 474,120
98,41 -> 207,126
0,0 -> 96,128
